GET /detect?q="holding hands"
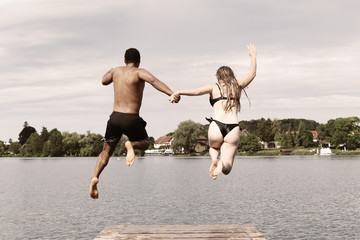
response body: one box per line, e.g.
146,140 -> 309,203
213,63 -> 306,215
169,91 -> 181,103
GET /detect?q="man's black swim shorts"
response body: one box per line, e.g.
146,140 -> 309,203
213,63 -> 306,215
103,112 -> 148,143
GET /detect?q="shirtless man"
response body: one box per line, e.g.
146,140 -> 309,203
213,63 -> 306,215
89,48 -> 180,199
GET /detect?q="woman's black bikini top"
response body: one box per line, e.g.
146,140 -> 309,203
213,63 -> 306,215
209,83 -> 234,107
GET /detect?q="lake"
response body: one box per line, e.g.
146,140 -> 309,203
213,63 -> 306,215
1,155 -> 359,240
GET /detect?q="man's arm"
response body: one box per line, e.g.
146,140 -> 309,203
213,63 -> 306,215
102,68 -> 114,85
138,69 -> 176,96
237,44 -> 257,88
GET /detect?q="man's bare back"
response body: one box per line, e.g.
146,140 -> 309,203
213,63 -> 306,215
103,66 -> 145,114
102,65 -> 175,114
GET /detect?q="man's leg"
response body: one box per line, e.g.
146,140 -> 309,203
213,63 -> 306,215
125,139 -> 150,166
89,141 -> 117,199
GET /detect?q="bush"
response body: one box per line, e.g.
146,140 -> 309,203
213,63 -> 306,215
254,150 -> 280,156
332,149 -> 360,155
291,149 -> 316,155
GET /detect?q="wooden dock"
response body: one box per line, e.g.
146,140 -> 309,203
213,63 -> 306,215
94,224 -> 266,239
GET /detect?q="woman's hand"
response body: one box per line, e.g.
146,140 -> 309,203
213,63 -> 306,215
237,45 -> 257,88
247,44 -> 256,58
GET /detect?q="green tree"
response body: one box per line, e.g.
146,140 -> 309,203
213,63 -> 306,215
9,142 -> 21,155
279,131 -> 293,149
18,121 -> 36,145
257,118 -> 275,142
331,118 -> 354,147
346,133 -> 360,150
332,130 -> 346,147
62,132 -> 81,156
315,117 -> 360,149
40,127 -> 50,146
238,134 -> 262,153
279,118 -> 319,132
316,124 -> 330,142
200,124 -> 209,138
272,119 -> 282,142
79,131 -> 103,156
148,136 -> 155,150
239,119 -> 259,135
26,132 -> 43,156
171,120 -> 203,153
296,121 -> 315,148
43,129 -> 64,157
279,128 -> 297,148
19,144 -> 31,157
42,141 -> 51,157
290,130 -> 298,147
0,141 -> 5,156
302,131 -> 315,148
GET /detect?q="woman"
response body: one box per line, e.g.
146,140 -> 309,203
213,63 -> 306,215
170,45 -> 257,180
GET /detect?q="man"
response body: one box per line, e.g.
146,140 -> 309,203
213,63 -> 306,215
89,48 -> 180,199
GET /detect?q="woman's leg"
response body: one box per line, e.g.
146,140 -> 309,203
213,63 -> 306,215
209,147 -> 220,179
214,127 -> 240,177
208,122 -> 223,179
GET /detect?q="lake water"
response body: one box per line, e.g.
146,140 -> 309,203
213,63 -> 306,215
1,155 -> 359,240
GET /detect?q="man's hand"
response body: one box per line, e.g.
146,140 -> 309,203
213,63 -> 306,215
169,91 -> 181,103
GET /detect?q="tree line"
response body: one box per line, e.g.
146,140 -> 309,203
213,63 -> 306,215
170,117 -> 360,154
1,117 -> 359,157
0,121 -> 144,157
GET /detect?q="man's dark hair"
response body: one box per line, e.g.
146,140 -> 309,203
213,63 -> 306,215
124,48 -> 141,65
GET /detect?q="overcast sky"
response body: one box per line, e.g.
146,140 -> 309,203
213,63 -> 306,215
1,0 -> 360,142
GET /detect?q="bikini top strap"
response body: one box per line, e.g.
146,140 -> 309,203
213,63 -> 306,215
215,83 -> 223,97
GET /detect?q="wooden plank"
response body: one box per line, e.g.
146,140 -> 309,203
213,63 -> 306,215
94,224 -> 266,239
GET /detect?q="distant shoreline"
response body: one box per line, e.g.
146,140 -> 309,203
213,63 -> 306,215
2,149 -> 360,158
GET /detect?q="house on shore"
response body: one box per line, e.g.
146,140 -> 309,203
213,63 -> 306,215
195,135 -> 208,153
151,135 -> 210,154
145,136 -> 174,155
154,136 -> 173,149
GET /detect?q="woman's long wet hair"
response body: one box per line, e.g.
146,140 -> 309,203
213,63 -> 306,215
216,66 -> 250,112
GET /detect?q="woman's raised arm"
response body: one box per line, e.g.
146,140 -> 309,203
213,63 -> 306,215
237,44 -> 257,88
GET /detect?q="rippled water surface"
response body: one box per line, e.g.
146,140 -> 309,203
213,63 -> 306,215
1,155 -> 359,240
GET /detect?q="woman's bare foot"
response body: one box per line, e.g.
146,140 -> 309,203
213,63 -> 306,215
89,177 -> 99,199
125,141 -> 135,166
209,161 -> 218,179
212,161 -> 223,180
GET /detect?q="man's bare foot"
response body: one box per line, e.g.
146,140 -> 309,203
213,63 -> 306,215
212,161 -> 223,180
125,141 -> 135,166
209,161 -> 218,179
89,177 -> 99,199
